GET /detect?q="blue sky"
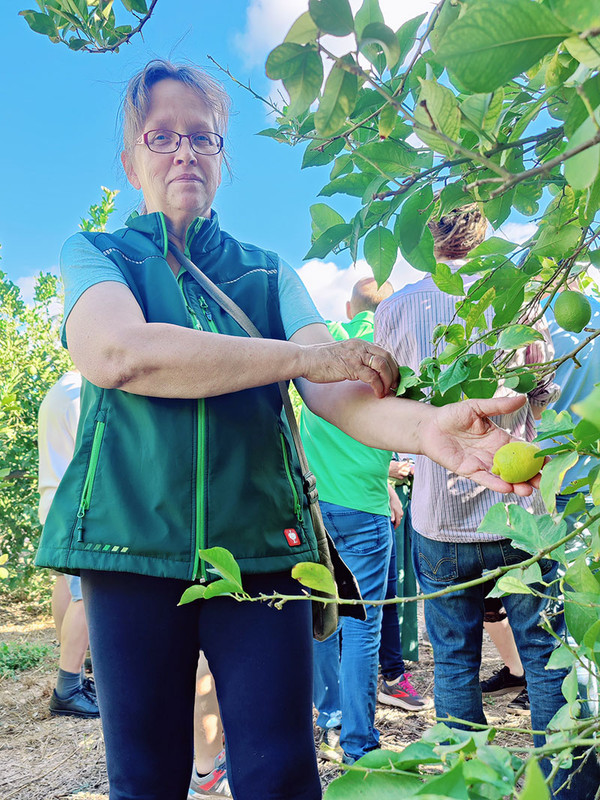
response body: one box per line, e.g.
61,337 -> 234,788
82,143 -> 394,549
2,0 -> 539,319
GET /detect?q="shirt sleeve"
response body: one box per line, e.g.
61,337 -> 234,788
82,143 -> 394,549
277,258 -> 324,339
60,233 -> 130,347
526,312 -> 560,408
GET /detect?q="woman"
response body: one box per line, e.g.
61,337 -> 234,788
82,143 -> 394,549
36,60 -> 539,800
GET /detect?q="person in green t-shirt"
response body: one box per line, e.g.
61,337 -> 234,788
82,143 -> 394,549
301,278 -> 429,765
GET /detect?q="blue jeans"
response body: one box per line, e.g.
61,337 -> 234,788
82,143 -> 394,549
413,530 -> 600,799
313,503 -> 392,762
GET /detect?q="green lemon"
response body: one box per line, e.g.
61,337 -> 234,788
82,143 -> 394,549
491,442 -> 543,483
554,291 -> 592,333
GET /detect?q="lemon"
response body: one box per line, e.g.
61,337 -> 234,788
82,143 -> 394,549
554,291 -> 592,333
491,442 -> 543,483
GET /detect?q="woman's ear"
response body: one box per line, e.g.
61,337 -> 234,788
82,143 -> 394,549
121,150 -> 141,190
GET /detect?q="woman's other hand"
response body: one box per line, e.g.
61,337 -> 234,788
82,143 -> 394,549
299,338 -> 399,399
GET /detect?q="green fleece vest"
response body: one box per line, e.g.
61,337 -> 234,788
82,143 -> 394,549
35,212 -> 318,581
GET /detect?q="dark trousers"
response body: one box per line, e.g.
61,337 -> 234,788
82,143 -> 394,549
81,570 -> 321,800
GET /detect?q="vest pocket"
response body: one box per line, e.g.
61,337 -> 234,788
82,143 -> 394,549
75,414 -> 106,542
279,431 -> 304,526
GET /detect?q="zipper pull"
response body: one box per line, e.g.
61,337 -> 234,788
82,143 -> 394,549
76,510 -> 85,542
199,295 -> 213,321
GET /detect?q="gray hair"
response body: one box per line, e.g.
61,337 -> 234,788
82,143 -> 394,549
121,59 -> 231,160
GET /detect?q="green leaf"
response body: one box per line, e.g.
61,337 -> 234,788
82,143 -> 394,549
398,226 -> 437,272
532,223 -> 582,259
496,574 -> 534,595
415,79 -> 461,156
565,110 -> 600,191
203,579 -> 244,600
285,12 -> 319,44
305,224 -> 352,259
19,10 -> 59,37
432,263 -> 465,296
363,227 -> 397,286
435,0 -> 569,93
353,140 -> 416,176
393,13 -> 426,72
479,504 -> 568,560
309,0 -> 354,36
565,590 -> 600,644
546,643 -> 577,670
320,172 -> 377,198
378,103 -> 398,139
468,237 -> 517,257
540,451 -> 579,512
565,36 -> 600,68
394,186 -> 434,254
67,37 -> 88,50
315,56 -> 358,136
178,585 -> 207,605
265,43 -> 323,116
359,23 -> 401,69
535,409 -> 575,440
198,547 -> 243,591
354,0 -> 384,38
310,203 -> 345,238
498,324 -> 544,350
518,759 -> 550,800
437,183 -> 474,218
465,288 -> 495,338
572,386 -> 600,430
550,0 -> 600,31
302,138 -> 345,169
437,356 -> 471,394
291,562 -> 337,594
564,555 -> 600,593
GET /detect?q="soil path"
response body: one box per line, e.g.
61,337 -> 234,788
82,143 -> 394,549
0,601 -> 529,799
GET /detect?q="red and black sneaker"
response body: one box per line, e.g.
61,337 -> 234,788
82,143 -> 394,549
378,673 -> 433,712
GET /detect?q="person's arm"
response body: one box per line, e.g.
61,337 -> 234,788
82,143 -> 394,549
388,483 -> 404,529
65,282 -> 398,399
291,323 -> 538,496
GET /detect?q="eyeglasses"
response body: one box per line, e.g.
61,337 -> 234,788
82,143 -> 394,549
138,129 -> 224,155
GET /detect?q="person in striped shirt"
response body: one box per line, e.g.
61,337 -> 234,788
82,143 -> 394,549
375,205 -> 599,799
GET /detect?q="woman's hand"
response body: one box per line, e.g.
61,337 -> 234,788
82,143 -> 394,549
388,484 -> 404,529
299,338 -> 399,399
422,395 -> 541,496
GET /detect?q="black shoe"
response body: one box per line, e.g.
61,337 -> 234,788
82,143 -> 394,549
82,676 -> 96,696
50,685 -> 100,718
480,665 -> 526,696
507,688 -> 530,716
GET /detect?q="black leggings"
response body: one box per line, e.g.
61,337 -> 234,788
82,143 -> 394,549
81,570 -> 321,800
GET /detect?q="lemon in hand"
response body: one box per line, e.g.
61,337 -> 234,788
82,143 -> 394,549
554,291 -> 592,333
491,442 -> 543,484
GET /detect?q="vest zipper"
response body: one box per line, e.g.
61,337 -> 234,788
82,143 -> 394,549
75,419 -> 106,542
279,433 -> 304,525
177,274 -> 219,581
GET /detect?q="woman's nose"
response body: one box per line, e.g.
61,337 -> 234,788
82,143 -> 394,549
175,136 -> 197,163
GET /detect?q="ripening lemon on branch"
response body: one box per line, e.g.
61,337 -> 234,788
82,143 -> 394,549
491,442 -> 543,484
554,291 -> 592,333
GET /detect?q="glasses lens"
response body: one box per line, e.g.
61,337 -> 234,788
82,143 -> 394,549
190,132 -> 222,154
146,130 -> 179,152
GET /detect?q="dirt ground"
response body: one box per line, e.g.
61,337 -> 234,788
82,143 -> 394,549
0,600 -> 530,799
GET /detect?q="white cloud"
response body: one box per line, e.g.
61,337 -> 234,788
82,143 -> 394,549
16,275 -> 37,305
296,255 -> 423,321
236,0 -> 435,69
498,221 -> 538,244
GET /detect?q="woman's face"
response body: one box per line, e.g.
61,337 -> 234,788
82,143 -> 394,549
123,78 -> 223,226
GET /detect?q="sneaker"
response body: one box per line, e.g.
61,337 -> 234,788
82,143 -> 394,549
317,726 -> 343,763
378,673 -> 434,712
480,665 -> 526,696
507,688 -> 530,716
188,749 -> 230,798
49,684 -> 100,718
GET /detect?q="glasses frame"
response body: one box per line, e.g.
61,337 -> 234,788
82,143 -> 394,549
139,129 -> 224,156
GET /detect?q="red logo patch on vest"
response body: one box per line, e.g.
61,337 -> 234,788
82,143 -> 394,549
284,528 -> 301,547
